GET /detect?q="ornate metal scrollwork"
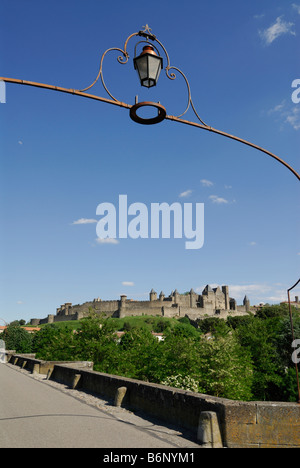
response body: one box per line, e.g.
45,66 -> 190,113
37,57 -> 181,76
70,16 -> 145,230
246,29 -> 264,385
78,25 -> 209,126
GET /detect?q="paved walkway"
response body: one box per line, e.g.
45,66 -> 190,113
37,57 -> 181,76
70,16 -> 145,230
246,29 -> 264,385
0,363 -> 200,449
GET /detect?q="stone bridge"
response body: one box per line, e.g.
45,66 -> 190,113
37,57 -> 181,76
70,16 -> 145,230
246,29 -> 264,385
1,352 -> 300,448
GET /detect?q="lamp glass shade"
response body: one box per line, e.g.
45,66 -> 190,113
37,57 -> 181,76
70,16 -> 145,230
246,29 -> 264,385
134,46 -> 163,88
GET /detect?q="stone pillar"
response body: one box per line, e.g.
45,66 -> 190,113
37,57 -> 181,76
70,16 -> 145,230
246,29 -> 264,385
0,339 -> 5,364
32,363 -> 40,374
114,387 -> 127,407
71,374 -> 82,390
197,411 -> 223,448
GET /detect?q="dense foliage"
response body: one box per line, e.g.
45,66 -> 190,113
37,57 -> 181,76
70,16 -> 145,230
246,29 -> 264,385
3,305 -> 300,402
2,322 -> 33,353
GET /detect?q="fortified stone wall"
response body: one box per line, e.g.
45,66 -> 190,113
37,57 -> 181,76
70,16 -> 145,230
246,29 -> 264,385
30,285 -> 251,325
72,300 -> 120,316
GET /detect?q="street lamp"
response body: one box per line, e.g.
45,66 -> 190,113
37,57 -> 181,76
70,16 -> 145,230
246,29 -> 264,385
133,44 -> 163,88
0,23 -> 298,180
0,24 -> 299,402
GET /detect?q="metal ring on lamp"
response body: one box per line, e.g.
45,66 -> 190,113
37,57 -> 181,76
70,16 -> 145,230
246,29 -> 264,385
129,101 -> 166,125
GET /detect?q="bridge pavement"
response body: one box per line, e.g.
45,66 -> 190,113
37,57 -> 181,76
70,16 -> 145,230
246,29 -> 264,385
0,363 -> 200,449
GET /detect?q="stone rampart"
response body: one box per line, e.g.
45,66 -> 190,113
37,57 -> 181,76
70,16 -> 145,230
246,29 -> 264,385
73,300 -> 120,315
31,284 -> 252,326
119,306 -> 165,318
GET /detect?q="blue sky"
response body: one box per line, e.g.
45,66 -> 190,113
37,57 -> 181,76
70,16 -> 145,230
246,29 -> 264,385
0,0 -> 299,324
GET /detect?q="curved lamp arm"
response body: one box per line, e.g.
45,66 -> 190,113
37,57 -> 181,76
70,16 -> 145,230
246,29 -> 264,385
166,114 -> 300,182
1,75 -> 298,182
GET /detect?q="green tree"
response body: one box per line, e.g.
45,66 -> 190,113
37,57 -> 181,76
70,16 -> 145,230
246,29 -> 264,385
197,317 -> 229,336
29,312 -> 299,402
74,315 -> 119,368
274,315 -> 300,401
115,328 -> 162,381
32,324 -> 75,360
276,315 -> 300,367
2,323 -> 33,353
235,316 -> 283,400
255,304 -> 292,320
158,331 -> 253,400
196,334 -> 253,400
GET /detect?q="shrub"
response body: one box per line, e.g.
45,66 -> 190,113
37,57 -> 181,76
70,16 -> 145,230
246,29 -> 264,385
2,323 -> 33,353
160,374 -> 199,392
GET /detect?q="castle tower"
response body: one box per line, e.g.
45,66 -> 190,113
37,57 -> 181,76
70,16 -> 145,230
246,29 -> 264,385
202,285 -> 213,295
149,289 -> 157,302
120,295 -> 127,305
64,303 -> 72,316
173,289 -> 179,304
202,285 -> 215,309
159,291 -> 165,302
243,295 -> 250,312
119,295 -> 127,318
222,286 -> 230,310
189,288 -> 196,308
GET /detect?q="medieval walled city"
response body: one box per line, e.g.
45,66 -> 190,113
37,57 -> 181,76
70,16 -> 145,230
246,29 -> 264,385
30,285 -> 252,326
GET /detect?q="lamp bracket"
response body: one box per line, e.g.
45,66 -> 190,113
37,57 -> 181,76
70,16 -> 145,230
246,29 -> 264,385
138,30 -> 156,41
76,25 -> 208,126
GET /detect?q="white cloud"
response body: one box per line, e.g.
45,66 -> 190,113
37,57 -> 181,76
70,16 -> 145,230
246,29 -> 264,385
259,16 -> 296,45
179,189 -> 192,198
209,195 -> 228,204
122,281 -> 134,286
267,101 -> 300,131
229,283 -> 300,305
285,107 -> 300,130
249,241 -> 257,246
72,218 -> 97,225
201,179 -> 214,187
268,100 -> 286,114
95,238 -> 119,245
292,3 -> 300,15
229,284 -> 270,295
228,284 -> 279,304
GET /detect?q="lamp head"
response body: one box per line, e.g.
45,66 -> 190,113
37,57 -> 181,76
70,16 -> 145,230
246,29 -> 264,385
133,45 -> 163,88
